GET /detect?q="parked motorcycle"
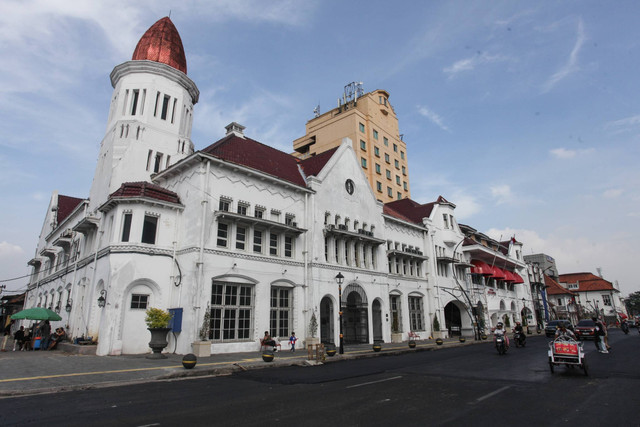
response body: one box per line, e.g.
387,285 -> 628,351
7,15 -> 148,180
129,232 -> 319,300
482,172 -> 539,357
514,331 -> 526,347
495,335 -> 507,355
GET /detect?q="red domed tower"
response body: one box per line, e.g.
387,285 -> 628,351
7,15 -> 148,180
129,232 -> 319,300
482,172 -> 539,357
89,17 -> 200,213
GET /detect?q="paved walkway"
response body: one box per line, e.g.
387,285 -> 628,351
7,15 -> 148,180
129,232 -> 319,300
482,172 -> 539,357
0,335 -> 519,397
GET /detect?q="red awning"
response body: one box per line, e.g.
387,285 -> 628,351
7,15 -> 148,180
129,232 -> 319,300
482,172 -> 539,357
512,273 -> 525,284
471,260 -> 494,276
503,270 -> 517,283
491,266 -> 506,280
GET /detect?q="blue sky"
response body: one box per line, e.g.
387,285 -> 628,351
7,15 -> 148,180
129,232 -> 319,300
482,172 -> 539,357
1,1 -> 639,296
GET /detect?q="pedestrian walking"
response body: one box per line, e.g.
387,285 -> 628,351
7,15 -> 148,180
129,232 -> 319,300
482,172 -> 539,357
13,326 -> 25,351
593,317 -> 608,353
40,320 -> 52,351
289,332 -> 298,352
1,319 -> 15,351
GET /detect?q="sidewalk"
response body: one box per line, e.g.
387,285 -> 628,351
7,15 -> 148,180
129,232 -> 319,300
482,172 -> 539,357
0,336 -> 501,397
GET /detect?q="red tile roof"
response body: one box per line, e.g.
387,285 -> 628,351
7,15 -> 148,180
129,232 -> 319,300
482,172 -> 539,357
132,17 -> 187,74
202,134 -> 307,187
558,272 -> 616,292
299,147 -> 338,178
383,204 -> 415,223
109,182 -> 181,204
545,275 -> 576,295
57,195 -> 85,225
383,198 -> 436,224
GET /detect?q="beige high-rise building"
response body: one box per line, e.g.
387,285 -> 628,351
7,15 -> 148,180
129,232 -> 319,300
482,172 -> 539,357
293,87 -> 410,203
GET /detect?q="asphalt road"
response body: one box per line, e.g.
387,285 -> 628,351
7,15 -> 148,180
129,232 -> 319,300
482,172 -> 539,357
1,330 -> 638,426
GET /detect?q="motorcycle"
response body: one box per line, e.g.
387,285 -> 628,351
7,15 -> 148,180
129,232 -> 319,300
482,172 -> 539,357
621,322 -> 629,334
495,335 -> 508,355
514,331 -> 526,347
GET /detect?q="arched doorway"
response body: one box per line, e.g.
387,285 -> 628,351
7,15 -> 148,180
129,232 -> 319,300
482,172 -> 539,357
343,284 -> 368,344
444,301 -> 462,336
121,281 -> 158,354
372,299 -> 383,342
320,296 -> 334,345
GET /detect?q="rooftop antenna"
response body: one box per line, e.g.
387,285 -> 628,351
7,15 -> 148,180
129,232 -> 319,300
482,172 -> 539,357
169,10 -> 172,18
343,82 -> 364,104
596,267 -> 602,278
313,104 -> 320,118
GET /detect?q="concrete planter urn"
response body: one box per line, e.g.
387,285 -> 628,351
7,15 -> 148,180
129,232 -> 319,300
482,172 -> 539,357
262,350 -> 274,362
192,341 -> 212,358
408,340 -> 417,348
147,327 -> 171,359
391,332 -> 403,343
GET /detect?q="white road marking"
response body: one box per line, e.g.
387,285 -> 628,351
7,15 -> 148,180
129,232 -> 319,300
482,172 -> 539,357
475,385 -> 511,403
346,376 -> 403,389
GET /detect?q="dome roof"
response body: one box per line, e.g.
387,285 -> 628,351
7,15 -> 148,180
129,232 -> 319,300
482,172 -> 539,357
132,17 -> 187,74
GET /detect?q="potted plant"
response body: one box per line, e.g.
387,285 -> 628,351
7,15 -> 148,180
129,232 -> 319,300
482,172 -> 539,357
192,307 -> 212,358
431,314 -> 446,339
305,312 -> 319,348
145,307 -> 172,359
391,314 -> 403,343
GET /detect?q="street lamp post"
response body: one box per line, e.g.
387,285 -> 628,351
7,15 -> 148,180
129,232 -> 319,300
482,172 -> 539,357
335,272 -> 344,354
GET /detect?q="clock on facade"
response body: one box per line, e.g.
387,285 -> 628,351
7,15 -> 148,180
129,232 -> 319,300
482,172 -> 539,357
345,179 -> 355,195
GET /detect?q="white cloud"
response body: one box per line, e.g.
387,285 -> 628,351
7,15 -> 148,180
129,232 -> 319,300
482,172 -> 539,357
416,105 -> 450,132
0,241 -> 24,258
490,185 -> 512,205
603,189 -> 623,198
549,147 -> 594,159
443,52 -> 506,77
449,191 -> 482,220
542,17 -> 585,92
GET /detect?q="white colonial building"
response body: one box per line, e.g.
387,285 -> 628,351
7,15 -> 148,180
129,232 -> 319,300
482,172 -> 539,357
24,17 -> 542,356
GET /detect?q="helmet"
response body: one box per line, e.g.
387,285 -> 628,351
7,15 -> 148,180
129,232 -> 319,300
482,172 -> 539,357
497,322 -> 503,327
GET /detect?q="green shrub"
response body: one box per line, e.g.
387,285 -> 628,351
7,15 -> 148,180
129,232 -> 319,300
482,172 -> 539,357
145,307 -> 172,329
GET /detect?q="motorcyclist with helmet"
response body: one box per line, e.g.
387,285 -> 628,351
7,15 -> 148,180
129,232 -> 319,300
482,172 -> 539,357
493,322 -> 509,349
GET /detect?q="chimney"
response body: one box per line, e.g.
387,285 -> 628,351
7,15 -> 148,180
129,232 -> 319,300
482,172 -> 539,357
225,122 -> 246,138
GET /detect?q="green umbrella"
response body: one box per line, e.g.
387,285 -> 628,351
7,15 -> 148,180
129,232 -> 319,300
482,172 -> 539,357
11,307 -> 62,321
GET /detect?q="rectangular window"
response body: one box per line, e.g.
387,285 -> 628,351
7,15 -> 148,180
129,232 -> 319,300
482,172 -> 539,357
219,199 -> 230,211
154,152 -> 163,173
403,181 -> 408,190
284,235 -> 293,258
387,187 -> 393,197
401,151 -> 405,160
269,233 -> 278,256
141,215 -> 158,244
130,294 -> 149,309
397,192 -> 402,200
210,282 -> 253,341
270,287 -> 291,338
409,296 -> 424,331
374,147 -> 380,157
443,214 -> 449,229
373,130 -> 378,140
393,143 -> 398,152
375,163 -> 381,174
153,91 -> 160,117
121,213 -> 132,242
376,181 -> 382,192
146,150 -> 153,171
216,222 -> 229,247
171,98 -> 177,123
394,159 -> 399,169
383,137 -> 389,146
285,215 -> 294,226
385,153 -> 390,163
386,170 -> 391,179
255,208 -> 264,219
236,226 -> 246,250
396,175 -> 401,185
161,95 -> 170,120
131,89 -> 139,115
602,294 -> 612,306
359,123 -> 365,133
361,157 -> 367,168
122,89 -> 129,115
253,230 -> 263,253
402,166 -> 406,176
360,140 -> 366,150
237,204 -> 247,215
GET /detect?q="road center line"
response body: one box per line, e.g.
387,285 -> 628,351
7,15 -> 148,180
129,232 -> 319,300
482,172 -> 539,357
346,375 -> 403,389
475,385 -> 511,403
